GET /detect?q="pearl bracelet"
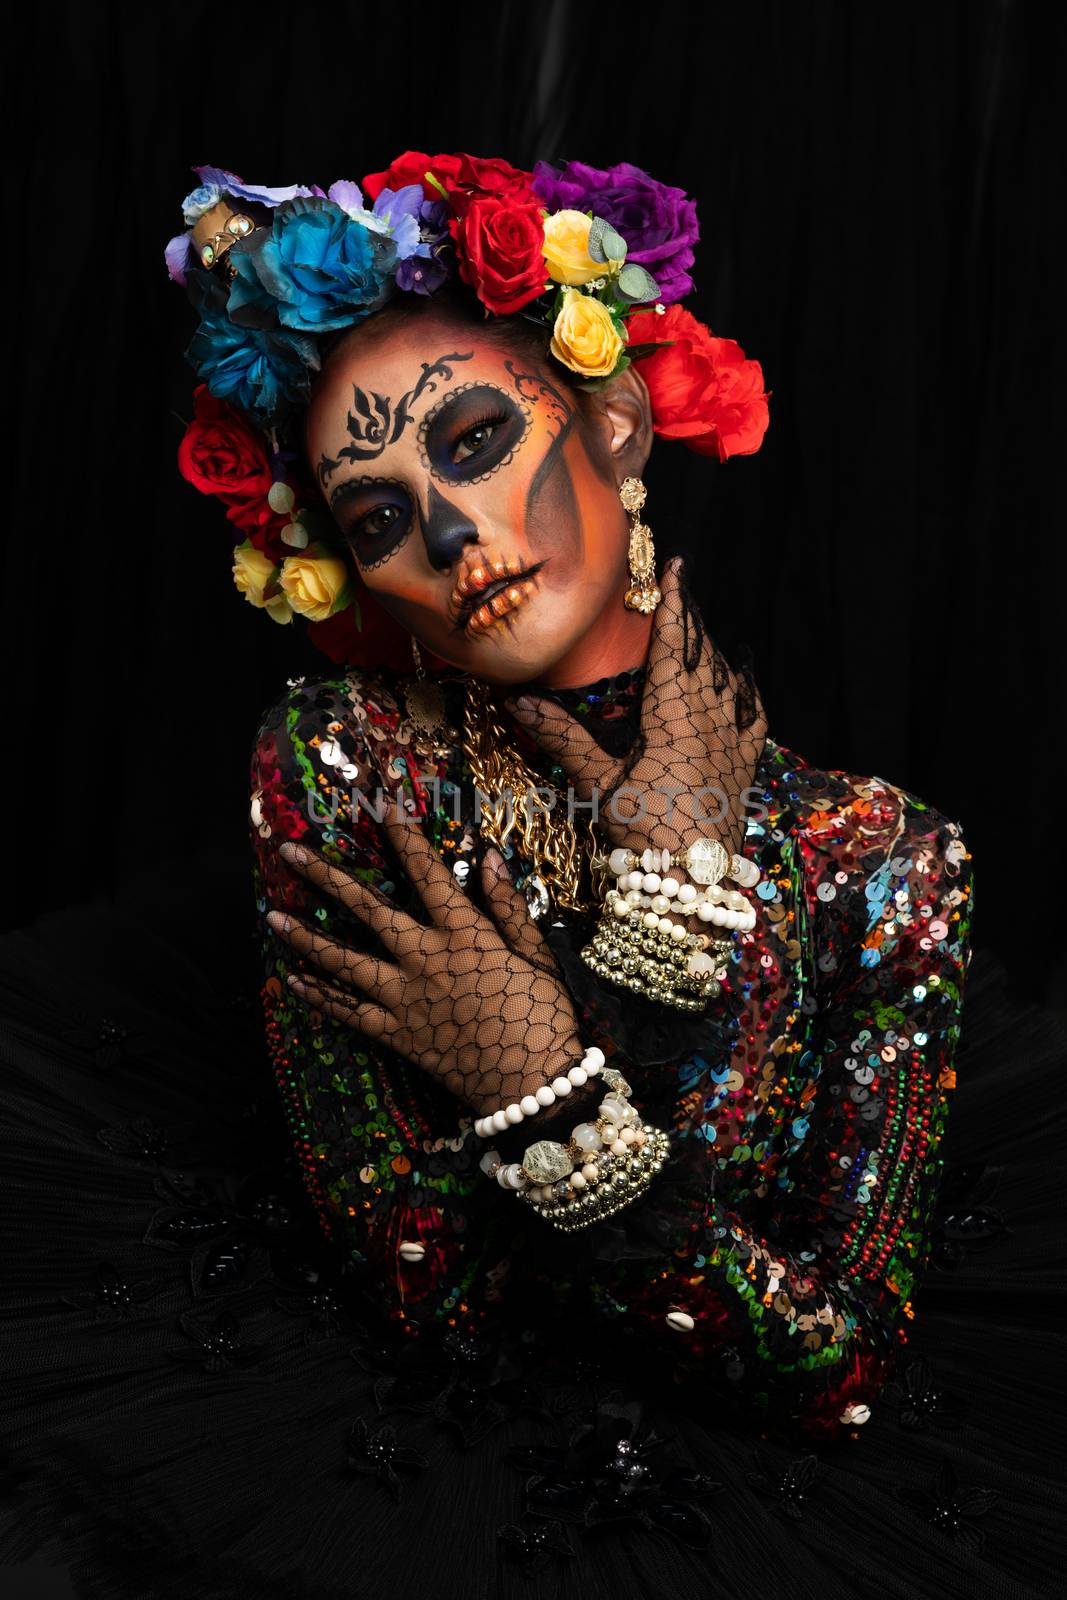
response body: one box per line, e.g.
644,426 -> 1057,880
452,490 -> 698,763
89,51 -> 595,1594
478,1065 -> 672,1232
607,841 -> 762,893
472,1044 -> 606,1140
605,839 -> 762,938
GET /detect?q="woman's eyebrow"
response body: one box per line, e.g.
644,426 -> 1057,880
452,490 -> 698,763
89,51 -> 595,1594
329,475 -> 405,511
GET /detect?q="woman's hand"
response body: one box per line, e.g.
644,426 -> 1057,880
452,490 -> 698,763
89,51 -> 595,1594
265,812 -> 586,1119
503,555 -> 768,863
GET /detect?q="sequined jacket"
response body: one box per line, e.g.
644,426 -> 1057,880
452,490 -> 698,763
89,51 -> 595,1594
249,664 -> 973,1443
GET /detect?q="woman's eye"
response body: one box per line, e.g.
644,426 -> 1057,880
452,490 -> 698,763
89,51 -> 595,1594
452,420 -> 500,464
359,505 -> 402,538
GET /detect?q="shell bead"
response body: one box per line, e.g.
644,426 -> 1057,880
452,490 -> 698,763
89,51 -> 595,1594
666,1310 -> 695,1332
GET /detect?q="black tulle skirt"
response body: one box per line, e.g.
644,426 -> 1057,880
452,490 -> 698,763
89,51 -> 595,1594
1,853 -> 1065,1600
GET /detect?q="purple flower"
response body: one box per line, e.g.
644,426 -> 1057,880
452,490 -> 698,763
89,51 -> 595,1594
165,231 -> 193,284
396,198 -> 452,295
192,165 -> 316,209
532,159 -> 699,303
370,184 -> 424,261
326,180 -> 423,262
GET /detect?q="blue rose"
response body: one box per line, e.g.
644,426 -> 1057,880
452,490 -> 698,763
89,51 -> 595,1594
182,183 -> 222,225
227,196 -> 398,334
185,312 -> 318,427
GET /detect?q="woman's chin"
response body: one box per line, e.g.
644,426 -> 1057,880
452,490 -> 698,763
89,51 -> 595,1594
437,592 -> 578,684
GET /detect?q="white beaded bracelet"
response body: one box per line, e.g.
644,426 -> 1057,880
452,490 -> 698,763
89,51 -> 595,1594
605,838 -> 762,939
607,842 -> 762,893
472,1045 -> 606,1140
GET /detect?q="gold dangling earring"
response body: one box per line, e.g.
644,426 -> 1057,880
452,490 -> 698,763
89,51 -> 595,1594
620,477 -> 662,613
404,633 -> 448,743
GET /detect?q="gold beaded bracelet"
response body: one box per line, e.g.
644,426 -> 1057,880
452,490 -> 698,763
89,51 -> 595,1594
518,1123 -> 671,1231
581,907 -> 733,1011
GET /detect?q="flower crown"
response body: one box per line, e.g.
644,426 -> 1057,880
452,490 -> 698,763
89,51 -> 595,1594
169,152 -> 770,667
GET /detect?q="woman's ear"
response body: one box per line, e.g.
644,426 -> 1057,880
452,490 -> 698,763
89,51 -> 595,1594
579,365 -> 654,485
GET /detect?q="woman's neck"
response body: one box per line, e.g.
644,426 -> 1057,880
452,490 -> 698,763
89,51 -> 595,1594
527,600 -> 655,690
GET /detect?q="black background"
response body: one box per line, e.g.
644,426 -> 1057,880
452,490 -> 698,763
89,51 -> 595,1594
4,0 -> 1062,1005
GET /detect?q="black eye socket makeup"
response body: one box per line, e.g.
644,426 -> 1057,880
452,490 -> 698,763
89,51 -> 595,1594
417,381 -> 531,484
329,476 -> 413,570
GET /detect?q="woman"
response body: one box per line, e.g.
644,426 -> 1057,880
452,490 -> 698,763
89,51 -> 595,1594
1,153 -> 1062,1600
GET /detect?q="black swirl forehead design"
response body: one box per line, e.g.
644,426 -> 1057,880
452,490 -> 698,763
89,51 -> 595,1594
504,360 -> 571,434
416,381 -> 532,486
318,351 -> 474,488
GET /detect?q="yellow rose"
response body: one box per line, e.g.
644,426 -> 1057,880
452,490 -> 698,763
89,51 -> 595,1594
233,542 -> 293,624
278,548 -> 351,622
549,289 -> 625,379
542,209 -> 603,286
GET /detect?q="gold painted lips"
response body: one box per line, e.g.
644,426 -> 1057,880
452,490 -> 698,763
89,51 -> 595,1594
451,555 -> 545,637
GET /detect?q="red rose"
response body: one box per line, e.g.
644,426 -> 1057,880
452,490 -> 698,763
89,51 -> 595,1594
452,153 -> 535,204
178,385 -> 294,549
626,305 -> 770,461
449,193 -> 547,315
178,385 -> 272,505
361,150 -> 464,203
362,150 -> 534,206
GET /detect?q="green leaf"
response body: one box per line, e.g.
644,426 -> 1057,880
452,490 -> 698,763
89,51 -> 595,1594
624,339 -> 677,361
588,216 -> 628,265
267,481 -> 295,515
616,264 -> 661,303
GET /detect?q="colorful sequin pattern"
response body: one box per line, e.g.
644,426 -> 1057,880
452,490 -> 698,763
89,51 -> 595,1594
249,665 -> 973,1441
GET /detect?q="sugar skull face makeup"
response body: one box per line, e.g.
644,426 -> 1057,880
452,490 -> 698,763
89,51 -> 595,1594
304,303 -> 656,685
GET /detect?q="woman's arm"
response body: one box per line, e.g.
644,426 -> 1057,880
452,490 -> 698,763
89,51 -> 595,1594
249,675 -> 488,1320
569,784 -> 973,1442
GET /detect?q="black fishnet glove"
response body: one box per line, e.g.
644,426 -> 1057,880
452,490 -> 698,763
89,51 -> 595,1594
266,816 -> 595,1120
503,555 -> 768,862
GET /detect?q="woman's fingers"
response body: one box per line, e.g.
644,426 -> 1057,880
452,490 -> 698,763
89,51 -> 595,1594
500,692 -> 618,795
376,803 -> 472,929
645,554 -> 703,686
479,845 -> 558,969
354,738 -> 473,929
285,972 -> 398,1044
277,839 -> 423,959
643,555 -> 735,733
266,909 -> 406,1009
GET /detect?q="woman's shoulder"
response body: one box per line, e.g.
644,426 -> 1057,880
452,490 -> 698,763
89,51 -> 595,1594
249,665 -> 426,887
252,665 -> 408,756
249,665 -> 418,846
759,737 -> 970,872
757,739 -> 973,976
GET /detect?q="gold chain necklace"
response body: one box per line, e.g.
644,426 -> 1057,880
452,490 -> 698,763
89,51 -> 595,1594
461,676 -> 606,914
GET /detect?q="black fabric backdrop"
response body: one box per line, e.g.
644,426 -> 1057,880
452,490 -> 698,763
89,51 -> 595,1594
3,0 -> 1062,1004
